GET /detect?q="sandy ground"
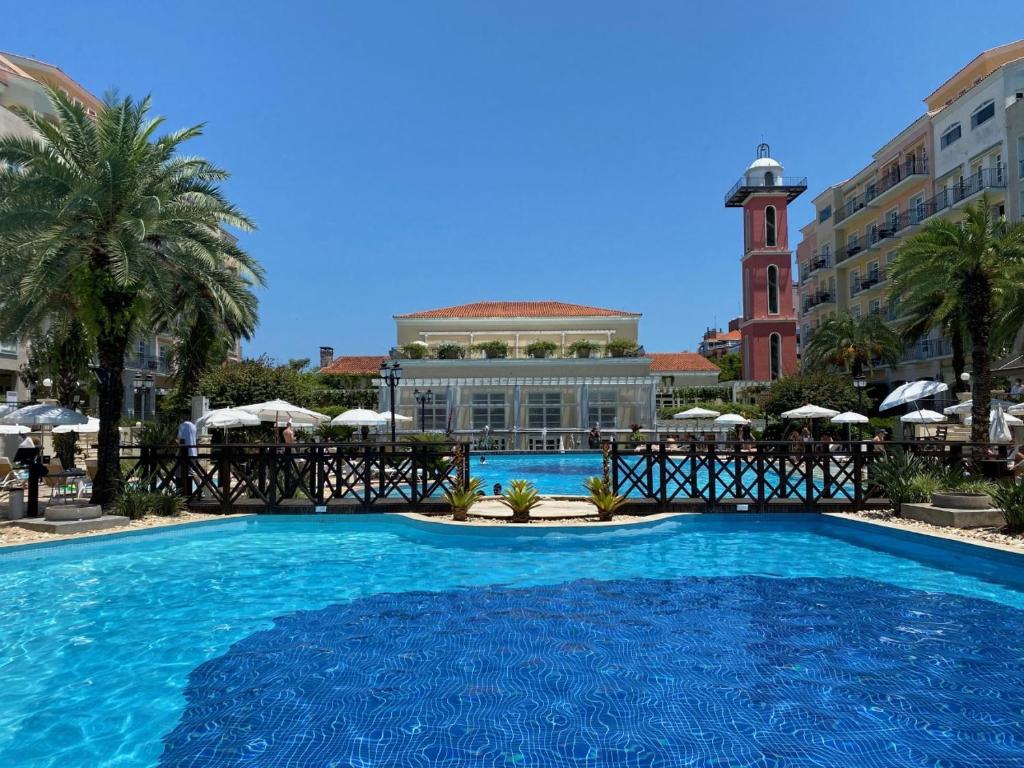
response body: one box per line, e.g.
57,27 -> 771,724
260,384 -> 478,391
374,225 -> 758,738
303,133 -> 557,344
0,511 -> 242,548
831,509 -> 1024,552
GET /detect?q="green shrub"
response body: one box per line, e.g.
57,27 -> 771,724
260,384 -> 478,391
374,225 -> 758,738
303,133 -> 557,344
113,488 -> 152,520
906,474 -> 942,502
444,477 -> 483,521
474,340 -> 509,358
436,343 -> 465,360
499,479 -> 542,523
606,339 -> 639,357
315,423 -> 356,442
568,339 -> 599,357
525,340 -> 558,358
151,493 -> 186,517
869,450 -> 929,512
401,342 -> 427,359
993,482 -> 1024,533
583,476 -> 626,521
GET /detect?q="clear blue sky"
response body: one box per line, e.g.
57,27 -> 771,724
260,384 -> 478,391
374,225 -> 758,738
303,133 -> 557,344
4,2 -> 1021,362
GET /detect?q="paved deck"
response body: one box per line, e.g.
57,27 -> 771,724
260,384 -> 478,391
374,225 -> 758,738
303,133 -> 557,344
468,498 -> 594,520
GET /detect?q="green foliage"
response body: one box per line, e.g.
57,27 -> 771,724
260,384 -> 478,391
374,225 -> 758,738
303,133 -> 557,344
657,401 -> 760,421
568,339 -> 599,356
314,423 -> 356,442
525,340 -> 558,358
436,343 -> 465,360
199,356 -> 314,409
401,342 -> 427,359
763,372 -> 858,417
151,493 -> 186,517
869,450 -> 930,511
713,352 -> 742,382
444,477 -> 484,521
803,313 -> 901,378
138,418 -> 180,448
474,340 -> 509,358
664,385 -> 735,403
583,476 -> 626,521
992,482 -> 1024,533
606,338 -> 639,357
499,479 -> 542,523
906,473 -> 942,502
405,433 -> 449,473
114,487 -> 187,519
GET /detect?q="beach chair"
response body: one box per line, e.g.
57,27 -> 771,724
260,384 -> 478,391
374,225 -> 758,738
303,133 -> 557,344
0,456 -> 27,498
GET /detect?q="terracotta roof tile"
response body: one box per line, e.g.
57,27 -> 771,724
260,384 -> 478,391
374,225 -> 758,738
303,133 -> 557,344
646,352 -> 721,373
397,301 -> 639,319
320,355 -> 386,375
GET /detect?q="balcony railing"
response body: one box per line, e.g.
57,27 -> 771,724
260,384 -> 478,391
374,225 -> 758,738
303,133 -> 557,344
837,241 -> 863,263
850,270 -> 886,297
800,254 -> 833,283
126,354 -> 171,374
802,291 -> 836,312
929,167 -> 1006,214
872,157 -> 929,200
724,175 -> 808,207
900,338 -> 953,362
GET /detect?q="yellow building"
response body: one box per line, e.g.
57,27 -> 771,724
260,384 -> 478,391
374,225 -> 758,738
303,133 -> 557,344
797,40 -> 1024,385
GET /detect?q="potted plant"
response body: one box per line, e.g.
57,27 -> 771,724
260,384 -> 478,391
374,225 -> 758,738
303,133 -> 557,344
444,477 -> 483,521
436,343 -> 465,360
606,338 -> 638,358
474,340 -> 509,359
401,341 -> 428,359
568,339 -> 599,359
583,476 -> 626,521
499,479 -> 542,523
526,340 -> 558,359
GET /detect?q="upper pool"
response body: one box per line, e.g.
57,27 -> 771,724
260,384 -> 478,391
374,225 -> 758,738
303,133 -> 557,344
3,514 -> 1024,767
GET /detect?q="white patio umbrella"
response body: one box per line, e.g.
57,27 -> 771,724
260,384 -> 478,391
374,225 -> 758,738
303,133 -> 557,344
990,406 -> 1015,444
378,410 -> 413,423
196,408 -> 260,430
831,411 -> 870,425
0,424 -> 31,435
943,398 -> 1013,416
332,408 -> 388,427
0,404 -> 18,419
879,380 -> 948,411
238,399 -> 328,426
899,409 -> 947,424
673,407 -> 720,419
52,416 -> 101,434
1005,402 -> 1024,416
713,413 -> 750,429
781,404 -> 840,419
963,411 -> 1024,427
2,403 -> 89,427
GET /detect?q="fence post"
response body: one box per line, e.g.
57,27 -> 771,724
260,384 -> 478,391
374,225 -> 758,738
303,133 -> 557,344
410,444 -> 420,504
218,443 -> 232,512
853,441 -> 864,510
267,447 -> 278,509
658,443 -> 667,505
313,445 -> 325,505
708,444 -> 718,506
362,444 -> 373,506
688,443 -> 698,499
803,443 -> 814,512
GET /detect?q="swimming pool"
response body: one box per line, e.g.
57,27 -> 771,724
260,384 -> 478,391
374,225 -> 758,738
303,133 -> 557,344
4,514 -> 1024,767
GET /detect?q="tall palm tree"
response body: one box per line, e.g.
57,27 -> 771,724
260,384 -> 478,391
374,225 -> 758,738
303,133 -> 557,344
893,194 -> 1024,442
803,312 -> 901,379
887,284 -> 969,390
0,88 -> 263,505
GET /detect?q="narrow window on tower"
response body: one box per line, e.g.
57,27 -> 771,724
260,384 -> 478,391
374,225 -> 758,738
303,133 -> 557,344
767,265 -> 780,314
765,205 -> 777,247
769,333 -> 782,380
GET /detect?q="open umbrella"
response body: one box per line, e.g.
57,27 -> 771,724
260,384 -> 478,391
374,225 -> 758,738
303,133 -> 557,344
943,398 -> 1013,416
831,410 -> 870,441
52,416 -> 101,434
781,404 -> 840,419
238,400 -> 328,426
900,409 -> 946,424
0,424 -> 31,435
196,408 -> 260,430
2,403 -> 89,427
377,411 -> 413,423
713,413 -> 750,428
879,380 -> 948,412
673,407 -> 720,419
1006,403 -> 1024,416
332,409 -> 388,427
963,411 -> 1024,427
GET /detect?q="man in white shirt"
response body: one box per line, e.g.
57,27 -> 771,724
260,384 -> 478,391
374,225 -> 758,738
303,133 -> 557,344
177,418 -> 198,458
1011,379 -> 1024,399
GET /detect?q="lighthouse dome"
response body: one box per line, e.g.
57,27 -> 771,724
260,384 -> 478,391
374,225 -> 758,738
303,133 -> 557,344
745,149 -> 783,187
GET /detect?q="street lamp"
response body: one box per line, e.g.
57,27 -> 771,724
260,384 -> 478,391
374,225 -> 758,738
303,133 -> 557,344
960,371 -> 971,392
414,388 -> 433,433
853,376 -> 867,412
379,360 -> 403,443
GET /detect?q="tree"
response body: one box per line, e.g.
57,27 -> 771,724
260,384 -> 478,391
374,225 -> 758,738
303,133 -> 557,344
0,88 -> 263,505
762,371 -> 858,418
714,352 -> 742,382
803,312 -> 901,379
198,356 -> 313,410
893,194 -> 1024,441
887,284 -> 968,391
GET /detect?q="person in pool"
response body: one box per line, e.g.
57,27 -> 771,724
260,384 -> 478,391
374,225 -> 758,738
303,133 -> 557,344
479,455 -> 486,465
493,483 -> 502,495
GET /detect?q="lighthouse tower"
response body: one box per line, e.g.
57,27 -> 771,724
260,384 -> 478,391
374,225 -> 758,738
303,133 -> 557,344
724,144 -> 806,381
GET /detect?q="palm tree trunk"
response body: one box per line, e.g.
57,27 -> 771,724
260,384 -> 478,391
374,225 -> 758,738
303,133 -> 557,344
964,274 -> 994,443
951,327 -> 966,391
91,332 -> 128,507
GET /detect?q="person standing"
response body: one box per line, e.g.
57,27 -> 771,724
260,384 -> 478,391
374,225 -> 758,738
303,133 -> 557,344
177,416 -> 198,496
282,419 -> 296,445
588,424 -> 602,449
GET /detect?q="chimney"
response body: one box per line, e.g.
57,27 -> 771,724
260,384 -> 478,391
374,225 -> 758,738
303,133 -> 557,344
319,346 -> 334,369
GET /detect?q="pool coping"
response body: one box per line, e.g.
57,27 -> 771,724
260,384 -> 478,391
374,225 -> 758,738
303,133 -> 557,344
397,511 -> 692,529
823,512 -> 1024,558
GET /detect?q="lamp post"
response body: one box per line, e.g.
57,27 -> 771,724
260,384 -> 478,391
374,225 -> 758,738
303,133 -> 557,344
414,388 -> 433,433
853,376 -> 868,441
379,360 -> 403,443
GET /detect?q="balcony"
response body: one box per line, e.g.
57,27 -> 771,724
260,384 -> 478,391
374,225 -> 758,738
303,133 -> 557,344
802,291 -> 836,313
837,241 -> 863,263
900,338 -> 953,362
929,167 -> 1006,214
866,225 -> 897,250
126,354 -> 171,374
724,175 -> 807,207
871,157 -> 929,203
892,202 -> 938,233
800,254 -> 833,283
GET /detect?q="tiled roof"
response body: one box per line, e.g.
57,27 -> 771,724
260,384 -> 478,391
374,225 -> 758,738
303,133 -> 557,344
706,330 -> 741,342
320,355 -> 386,375
397,301 -> 639,319
647,352 -> 721,373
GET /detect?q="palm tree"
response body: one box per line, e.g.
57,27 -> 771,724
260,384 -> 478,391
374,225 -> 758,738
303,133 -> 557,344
893,195 -> 1024,442
887,284 -> 969,390
0,88 -> 263,505
803,312 -> 901,379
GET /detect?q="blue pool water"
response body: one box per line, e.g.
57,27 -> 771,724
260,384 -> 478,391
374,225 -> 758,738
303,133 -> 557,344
4,515 -> 1024,767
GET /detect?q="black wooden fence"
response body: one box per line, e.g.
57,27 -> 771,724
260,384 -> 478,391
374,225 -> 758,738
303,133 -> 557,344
611,440 -> 1011,512
121,441 -> 469,511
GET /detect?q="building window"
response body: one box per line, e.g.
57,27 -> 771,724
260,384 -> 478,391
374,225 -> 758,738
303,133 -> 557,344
767,265 -> 780,314
471,392 -> 505,430
970,100 -> 995,129
527,392 -> 561,429
765,205 -> 777,247
587,390 -> 618,429
420,396 -> 448,431
0,339 -> 17,357
818,205 -> 831,223
940,123 -> 961,149
769,333 -> 782,380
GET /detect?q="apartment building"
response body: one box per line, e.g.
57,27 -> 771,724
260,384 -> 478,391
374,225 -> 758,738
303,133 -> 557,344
797,40 -> 1024,385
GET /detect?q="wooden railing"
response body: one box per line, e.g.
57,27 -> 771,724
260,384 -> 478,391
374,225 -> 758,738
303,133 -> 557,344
121,441 -> 469,511
610,440 -> 1012,512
